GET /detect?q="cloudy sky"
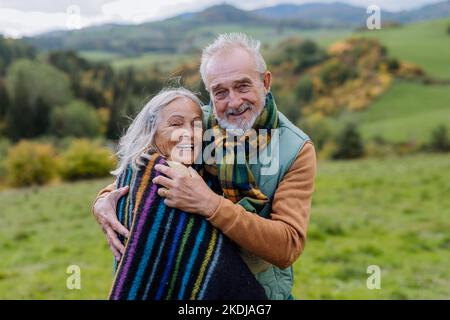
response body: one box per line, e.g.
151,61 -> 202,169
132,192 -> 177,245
0,0 -> 445,37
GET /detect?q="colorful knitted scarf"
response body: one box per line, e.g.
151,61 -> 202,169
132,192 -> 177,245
109,153 -> 267,300
204,92 -> 279,213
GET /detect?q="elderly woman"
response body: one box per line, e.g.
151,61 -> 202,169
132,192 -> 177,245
107,87 -> 266,300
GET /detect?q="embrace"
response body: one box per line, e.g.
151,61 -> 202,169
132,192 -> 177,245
91,33 -> 316,300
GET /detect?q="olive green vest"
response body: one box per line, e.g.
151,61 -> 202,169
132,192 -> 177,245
249,112 -> 310,300
202,107 -> 311,300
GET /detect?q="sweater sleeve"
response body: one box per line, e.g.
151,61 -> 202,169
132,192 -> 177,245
206,141 -> 317,269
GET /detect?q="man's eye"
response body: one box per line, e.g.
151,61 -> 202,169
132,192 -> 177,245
215,91 -> 227,99
170,123 -> 182,127
238,84 -> 250,92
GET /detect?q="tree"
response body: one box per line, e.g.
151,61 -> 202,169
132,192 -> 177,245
50,100 -> 101,138
333,123 -> 365,159
5,72 -> 33,140
5,59 -> 72,140
271,38 -> 327,74
430,124 -> 450,152
6,59 -> 72,107
296,74 -> 314,103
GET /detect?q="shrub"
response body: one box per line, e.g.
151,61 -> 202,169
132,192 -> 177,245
430,124 -> 450,152
297,113 -> 333,151
59,139 -> 116,181
333,123 -> 365,159
320,60 -> 354,88
5,140 -> 57,187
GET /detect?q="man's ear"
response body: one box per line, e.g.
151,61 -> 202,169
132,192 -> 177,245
263,71 -> 272,93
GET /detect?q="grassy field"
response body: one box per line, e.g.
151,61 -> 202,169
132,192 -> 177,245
0,152 -> 448,299
333,80 -> 450,143
293,152 -> 450,299
358,18 -> 450,79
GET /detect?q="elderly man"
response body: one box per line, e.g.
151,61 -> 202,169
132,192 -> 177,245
92,33 -> 316,300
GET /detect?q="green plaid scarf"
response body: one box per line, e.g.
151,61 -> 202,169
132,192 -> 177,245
204,92 -> 279,213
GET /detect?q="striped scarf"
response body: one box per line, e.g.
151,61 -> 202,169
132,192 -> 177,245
109,153 -> 267,300
204,92 -> 279,213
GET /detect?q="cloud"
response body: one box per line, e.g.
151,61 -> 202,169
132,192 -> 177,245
0,0 -> 112,14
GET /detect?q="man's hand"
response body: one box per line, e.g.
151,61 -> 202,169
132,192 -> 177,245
153,164 -> 221,217
92,186 -> 130,260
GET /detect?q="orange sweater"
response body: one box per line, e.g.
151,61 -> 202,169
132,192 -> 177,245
92,141 -> 316,269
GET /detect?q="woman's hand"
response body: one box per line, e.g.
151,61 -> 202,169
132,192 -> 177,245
153,164 -> 221,217
92,186 -> 130,260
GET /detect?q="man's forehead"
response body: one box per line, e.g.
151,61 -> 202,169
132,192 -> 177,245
210,73 -> 254,90
206,48 -> 258,86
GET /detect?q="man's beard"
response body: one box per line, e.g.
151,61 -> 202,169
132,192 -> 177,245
213,92 -> 266,132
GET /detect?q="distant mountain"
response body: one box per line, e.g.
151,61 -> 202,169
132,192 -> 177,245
252,1 -> 450,26
252,2 -> 371,27
23,1 -> 450,56
394,0 -> 450,23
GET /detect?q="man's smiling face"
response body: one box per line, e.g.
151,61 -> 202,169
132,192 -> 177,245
205,48 -> 271,131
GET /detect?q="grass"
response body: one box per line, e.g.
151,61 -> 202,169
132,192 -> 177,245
0,178 -> 115,299
357,18 -> 450,79
334,80 -> 450,143
0,152 -> 449,299
293,152 -> 450,299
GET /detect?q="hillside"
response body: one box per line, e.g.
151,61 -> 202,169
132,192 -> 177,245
23,2 -> 450,56
357,18 -> 450,79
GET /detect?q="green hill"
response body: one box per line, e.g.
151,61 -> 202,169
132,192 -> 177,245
359,81 -> 450,143
357,18 -> 450,79
342,18 -> 450,143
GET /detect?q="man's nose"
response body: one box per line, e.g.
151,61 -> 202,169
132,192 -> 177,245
227,90 -> 243,109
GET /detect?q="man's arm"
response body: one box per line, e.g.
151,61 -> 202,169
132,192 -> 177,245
91,179 -> 130,260
206,141 -> 316,269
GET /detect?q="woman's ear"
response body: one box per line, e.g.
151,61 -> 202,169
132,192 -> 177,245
263,71 -> 272,93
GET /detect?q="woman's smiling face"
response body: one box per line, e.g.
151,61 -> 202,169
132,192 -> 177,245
154,97 -> 203,165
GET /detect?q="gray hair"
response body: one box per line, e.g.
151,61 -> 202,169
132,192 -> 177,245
200,33 -> 267,89
110,87 -> 202,177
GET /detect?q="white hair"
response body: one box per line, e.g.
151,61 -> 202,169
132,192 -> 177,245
200,33 -> 267,89
110,87 -> 202,177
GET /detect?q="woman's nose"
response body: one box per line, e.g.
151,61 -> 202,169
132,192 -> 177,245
178,127 -> 193,142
